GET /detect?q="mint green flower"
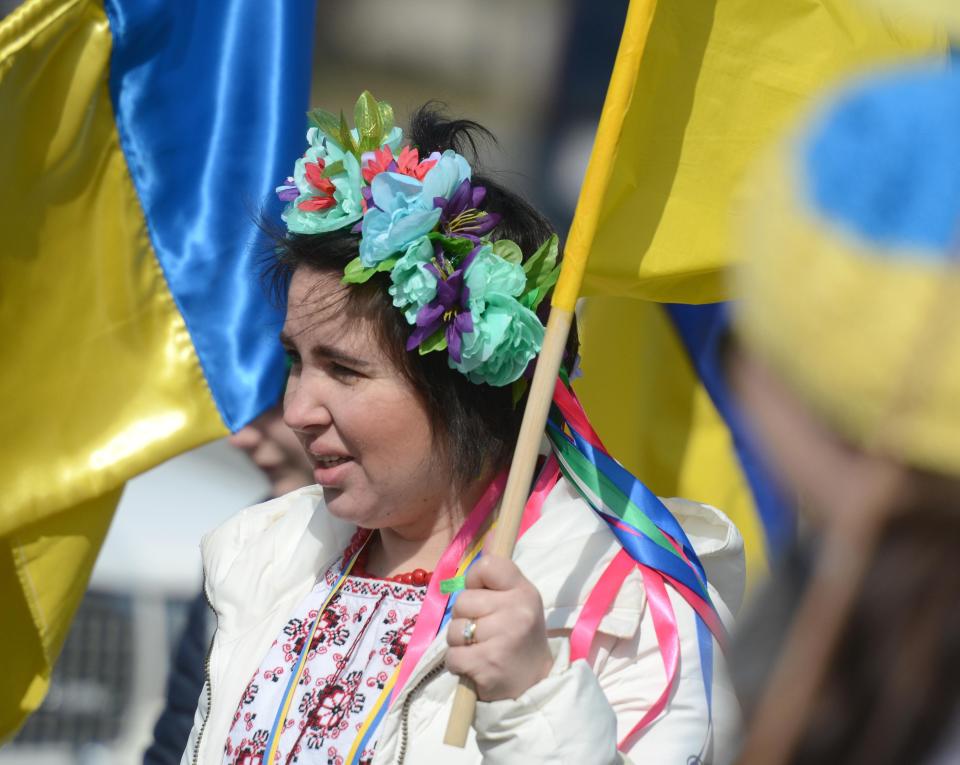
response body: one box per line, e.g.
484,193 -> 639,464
282,130 -> 364,234
442,245 -> 543,386
388,236 -> 438,323
463,245 -> 526,305
452,293 -> 543,386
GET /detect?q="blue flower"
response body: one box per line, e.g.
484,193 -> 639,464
420,150 -> 472,205
359,172 -> 441,266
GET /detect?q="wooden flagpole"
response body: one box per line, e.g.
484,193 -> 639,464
443,0 -> 659,746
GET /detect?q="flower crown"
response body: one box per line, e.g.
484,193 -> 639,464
277,92 -> 559,388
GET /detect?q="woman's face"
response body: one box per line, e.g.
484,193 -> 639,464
281,268 -> 449,532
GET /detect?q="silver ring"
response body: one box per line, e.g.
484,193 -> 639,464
463,619 -> 478,646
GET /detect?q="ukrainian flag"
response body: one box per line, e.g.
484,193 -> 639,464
570,0 -> 948,582
0,0 -> 314,737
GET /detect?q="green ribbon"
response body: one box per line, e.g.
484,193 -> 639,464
440,575 -> 466,595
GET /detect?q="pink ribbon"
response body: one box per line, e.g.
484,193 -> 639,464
390,472 -> 506,702
618,567 -> 681,751
390,458 -> 561,703
553,378 -> 606,449
569,549 -> 635,663
568,554 -> 684,750
517,454 -> 560,539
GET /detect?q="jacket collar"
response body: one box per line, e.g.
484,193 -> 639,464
202,475 -> 743,644
201,485 -> 354,637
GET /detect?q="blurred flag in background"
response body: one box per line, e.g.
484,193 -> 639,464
571,0 -> 948,581
0,0 -> 313,737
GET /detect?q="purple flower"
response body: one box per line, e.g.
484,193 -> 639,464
405,246 -> 481,361
435,180 -> 501,238
276,177 -> 299,202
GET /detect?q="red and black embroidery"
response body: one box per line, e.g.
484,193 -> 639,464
223,562 -> 426,765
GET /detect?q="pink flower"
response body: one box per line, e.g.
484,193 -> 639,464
361,146 -> 394,183
298,159 -> 337,211
362,145 -> 437,185
396,146 -> 436,180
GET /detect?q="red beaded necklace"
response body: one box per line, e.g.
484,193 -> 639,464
341,529 -> 433,587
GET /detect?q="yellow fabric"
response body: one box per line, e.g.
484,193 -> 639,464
734,144 -> 960,477
870,0 -> 960,36
572,0 -> 946,304
1,488 -> 119,736
574,299 -> 766,583
559,0 -> 946,583
553,0 -> 658,312
0,0 -> 225,738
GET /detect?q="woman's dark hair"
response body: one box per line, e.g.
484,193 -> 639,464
267,103 -> 574,485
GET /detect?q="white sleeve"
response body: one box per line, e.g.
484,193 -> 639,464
473,645 -> 620,764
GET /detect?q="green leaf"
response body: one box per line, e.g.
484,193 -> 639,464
492,239 -> 523,265
307,108 -> 341,138
342,257 -> 377,284
354,91 -> 383,153
418,328 -> 448,355
522,234 -> 559,278
378,101 -> 395,136
428,232 -> 474,256
520,265 -> 560,310
520,234 -> 561,310
320,160 -> 344,178
374,256 -> 399,273
338,110 -> 359,157
511,377 -> 529,407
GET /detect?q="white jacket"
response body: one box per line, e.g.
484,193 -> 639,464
183,477 -> 744,764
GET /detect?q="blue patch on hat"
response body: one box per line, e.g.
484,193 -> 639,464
802,62 -> 960,258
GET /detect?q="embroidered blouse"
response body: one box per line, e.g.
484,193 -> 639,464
222,561 -> 426,765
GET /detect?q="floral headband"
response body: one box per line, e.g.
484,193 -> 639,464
277,92 -> 559,388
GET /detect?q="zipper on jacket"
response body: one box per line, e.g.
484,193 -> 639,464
192,582 -> 217,765
396,664 -> 445,765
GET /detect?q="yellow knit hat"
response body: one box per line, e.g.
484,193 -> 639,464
734,61 -> 960,476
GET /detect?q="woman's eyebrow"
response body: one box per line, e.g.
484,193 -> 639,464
279,332 -> 369,368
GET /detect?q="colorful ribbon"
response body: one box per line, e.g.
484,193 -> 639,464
549,377 -> 725,750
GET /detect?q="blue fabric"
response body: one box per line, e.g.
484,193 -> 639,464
665,303 -> 795,559
802,62 -> 960,256
104,0 -> 316,430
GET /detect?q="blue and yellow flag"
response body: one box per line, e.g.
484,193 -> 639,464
569,0 -> 948,582
0,0 -> 314,737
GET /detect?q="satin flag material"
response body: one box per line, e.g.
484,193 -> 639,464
0,0 -> 313,737
569,0 -> 946,581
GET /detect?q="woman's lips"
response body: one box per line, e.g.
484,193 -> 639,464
311,455 -> 354,486
314,455 -> 350,467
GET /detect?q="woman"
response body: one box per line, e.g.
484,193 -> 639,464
728,62 -> 960,764
183,94 -> 743,764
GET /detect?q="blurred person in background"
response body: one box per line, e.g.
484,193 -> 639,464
728,60 -> 960,764
143,406 -> 314,765
181,94 -> 743,764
